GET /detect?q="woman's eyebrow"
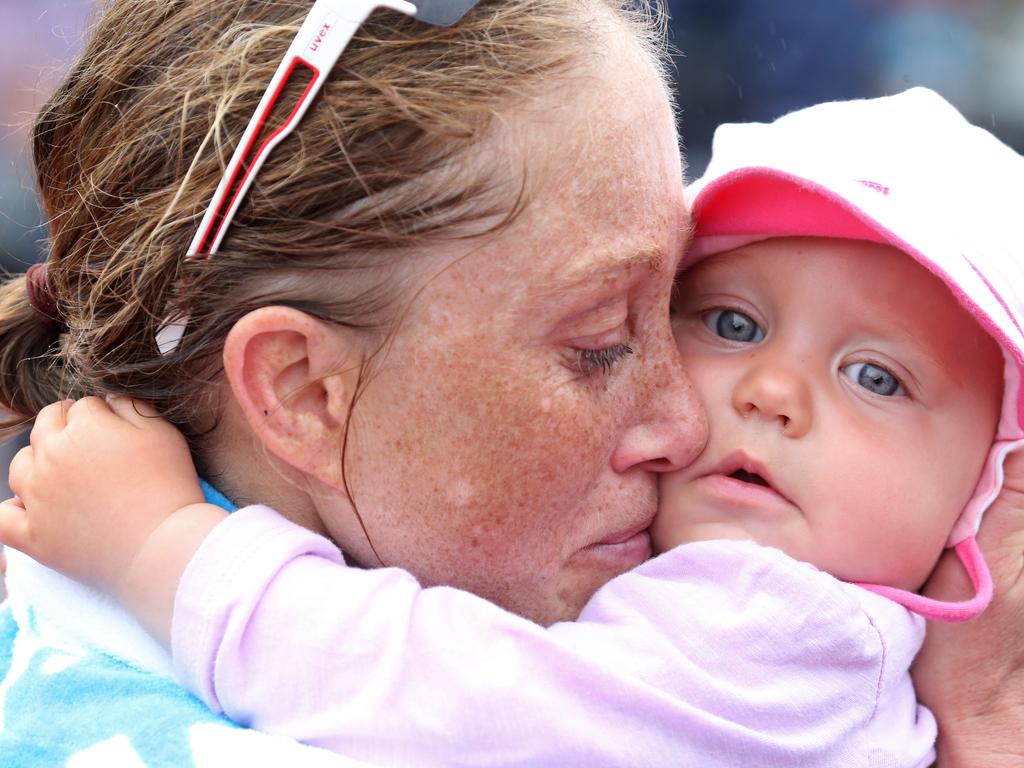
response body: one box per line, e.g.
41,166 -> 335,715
550,246 -> 666,293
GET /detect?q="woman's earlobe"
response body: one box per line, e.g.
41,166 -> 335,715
222,307 -> 362,485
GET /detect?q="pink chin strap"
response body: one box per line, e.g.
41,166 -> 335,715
854,537 -> 993,622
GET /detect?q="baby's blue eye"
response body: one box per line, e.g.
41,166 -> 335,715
703,309 -> 764,343
841,362 -> 905,397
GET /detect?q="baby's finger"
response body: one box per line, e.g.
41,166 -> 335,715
105,396 -> 160,427
7,445 -> 34,499
0,498 -> 29,551
30,400 -> 74,447
66,396 -> 117,425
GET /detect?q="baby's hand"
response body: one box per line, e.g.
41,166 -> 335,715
0,397 -> 205,597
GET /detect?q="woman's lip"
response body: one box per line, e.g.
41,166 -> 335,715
594,520 -> 652,547
581,526 -> 652,568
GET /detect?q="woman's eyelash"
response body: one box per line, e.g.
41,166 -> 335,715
574,344 -> 634,375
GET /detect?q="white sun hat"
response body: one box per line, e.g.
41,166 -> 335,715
685,87 -> 1024,621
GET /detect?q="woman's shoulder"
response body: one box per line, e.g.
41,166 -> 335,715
0,601 -> 218,766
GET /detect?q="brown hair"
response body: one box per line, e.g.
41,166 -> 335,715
0,0 -> 668,459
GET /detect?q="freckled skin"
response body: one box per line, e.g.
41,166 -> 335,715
309,28 -> 707,624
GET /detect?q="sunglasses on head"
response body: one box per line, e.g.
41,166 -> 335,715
157,0 -> 483,354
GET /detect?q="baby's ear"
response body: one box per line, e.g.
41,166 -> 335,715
221,306 -> 363,487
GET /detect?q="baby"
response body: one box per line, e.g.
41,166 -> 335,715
4,88 -> 1023,767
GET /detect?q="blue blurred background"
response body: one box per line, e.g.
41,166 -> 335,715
670,0 -> 1024,174
1,0 -> 1023,494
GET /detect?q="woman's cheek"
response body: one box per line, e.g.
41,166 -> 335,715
471,384 -> 610,512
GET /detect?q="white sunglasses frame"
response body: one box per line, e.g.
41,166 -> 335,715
157,0 -> 476,354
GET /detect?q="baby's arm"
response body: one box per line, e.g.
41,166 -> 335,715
171,507 -> 910,765
0,397 -> 227,645
0,398 -> 917,765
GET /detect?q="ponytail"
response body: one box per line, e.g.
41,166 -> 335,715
0,268 -> 66,432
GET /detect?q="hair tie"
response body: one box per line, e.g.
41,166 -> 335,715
26,262 -> 63,331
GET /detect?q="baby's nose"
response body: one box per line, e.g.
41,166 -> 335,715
731,364 -> 812,438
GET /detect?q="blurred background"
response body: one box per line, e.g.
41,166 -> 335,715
670,0 -> 1024,174
0,0 -> 1023,496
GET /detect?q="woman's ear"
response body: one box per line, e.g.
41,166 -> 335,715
222,306 -> 362,486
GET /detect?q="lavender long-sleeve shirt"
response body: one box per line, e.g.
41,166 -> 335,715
171,505 -> 937,767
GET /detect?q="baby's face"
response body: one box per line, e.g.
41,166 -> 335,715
657,237 -> 1004,590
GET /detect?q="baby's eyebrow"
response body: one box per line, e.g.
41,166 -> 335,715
898,340 -> 952,387
849,322 -> 948,393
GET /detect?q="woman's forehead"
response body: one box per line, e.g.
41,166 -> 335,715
504,133 -> 684,292
406,26 -> 687,311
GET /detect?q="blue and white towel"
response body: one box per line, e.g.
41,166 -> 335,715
0,483 -> 367,767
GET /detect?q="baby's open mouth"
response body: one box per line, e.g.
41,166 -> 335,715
707,452 -> 796,508
728,469 -> 771,488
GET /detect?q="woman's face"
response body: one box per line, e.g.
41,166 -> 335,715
325,34 -> 706,624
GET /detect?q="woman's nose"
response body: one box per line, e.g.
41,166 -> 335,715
731,363 -> 812,438
610,361 -> 708,474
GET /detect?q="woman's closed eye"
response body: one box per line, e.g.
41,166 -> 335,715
574,343 -> 634,375
841,361 -> 905,397
702,309 -> 765,343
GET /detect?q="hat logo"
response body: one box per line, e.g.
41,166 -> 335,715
308,17 -> 336,53
857,179 -> 891,196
